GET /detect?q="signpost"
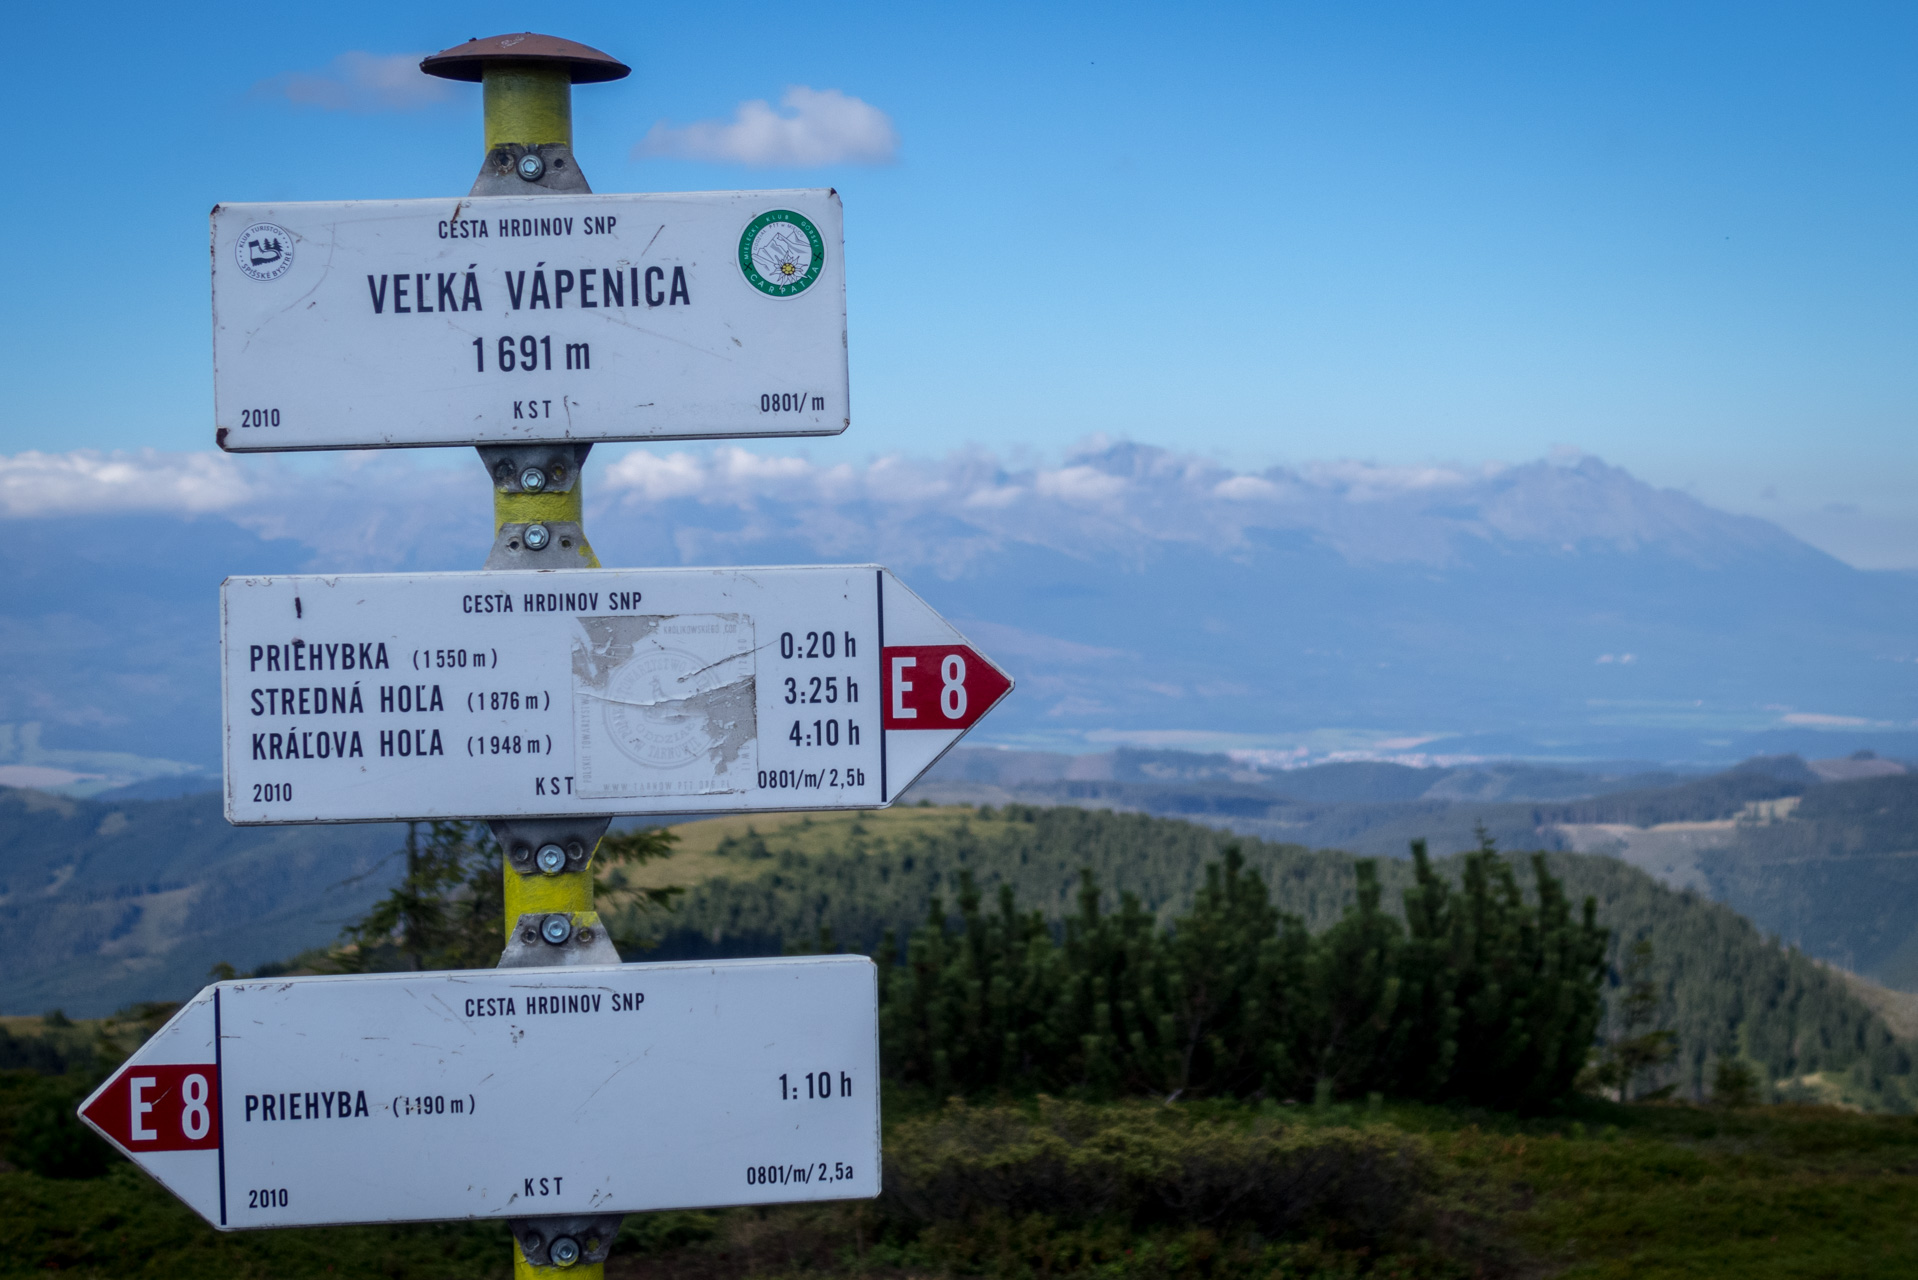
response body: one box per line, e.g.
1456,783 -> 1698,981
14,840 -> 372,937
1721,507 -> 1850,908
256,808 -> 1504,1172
78,958 -> 879,1238
212,190 -> 848,450
221,566 -> 1010,823
95,29 -> 1015,1276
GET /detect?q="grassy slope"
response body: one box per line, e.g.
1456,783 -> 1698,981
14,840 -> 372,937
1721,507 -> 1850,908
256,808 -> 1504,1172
5,805 -> 1918,1279
3,1094 -> 1915,1279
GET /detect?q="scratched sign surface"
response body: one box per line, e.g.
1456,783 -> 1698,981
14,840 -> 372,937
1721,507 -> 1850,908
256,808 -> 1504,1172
211,190 -> 847,450
77,957 -> 880,1229
221,565 -> 1011,824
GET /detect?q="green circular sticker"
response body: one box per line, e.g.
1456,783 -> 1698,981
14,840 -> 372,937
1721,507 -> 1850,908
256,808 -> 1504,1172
738,210 -> 825,297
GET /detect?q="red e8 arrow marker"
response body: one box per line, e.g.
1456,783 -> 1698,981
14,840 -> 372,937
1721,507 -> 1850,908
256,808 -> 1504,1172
81,1063 -> 222,1153
882,646 -> 1012,730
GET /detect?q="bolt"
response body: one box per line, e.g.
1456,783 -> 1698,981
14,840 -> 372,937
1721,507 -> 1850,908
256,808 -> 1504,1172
519,466 -> 547,492
549,1236 -> 581,1266
523,523 -> 550,551
522,1231 -> 544,1251
567,840 -> 585,862
493,460 -> 515,483
535,843 -> 567,875
541,914 -> 573,945
517,152 -> 546,182
512,845 -> 532,864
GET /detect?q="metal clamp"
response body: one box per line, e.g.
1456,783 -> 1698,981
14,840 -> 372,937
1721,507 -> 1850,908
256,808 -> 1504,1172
509,1213 -> 623,1268
500,912 -> 622,967
479,444 -> 592,496
489,819 -> 609,879
471,142 -> 594,196
486,520 -> 591,568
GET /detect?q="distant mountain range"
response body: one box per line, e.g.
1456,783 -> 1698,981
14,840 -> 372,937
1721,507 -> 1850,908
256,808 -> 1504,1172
4,442 -> 1918,788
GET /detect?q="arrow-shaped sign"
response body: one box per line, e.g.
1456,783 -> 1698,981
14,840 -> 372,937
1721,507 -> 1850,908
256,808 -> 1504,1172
221,565 -> 1010,824
79,957 -> 879,1230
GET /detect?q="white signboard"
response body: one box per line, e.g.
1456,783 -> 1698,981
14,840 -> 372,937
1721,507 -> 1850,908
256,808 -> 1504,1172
211,190 -> 847,450
79,957 -> 878,1229
221,565 -> 1011,824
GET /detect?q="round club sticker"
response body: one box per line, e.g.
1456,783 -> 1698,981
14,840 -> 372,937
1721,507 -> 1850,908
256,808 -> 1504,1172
738,210 -> 824,297
235,223 -> 295,282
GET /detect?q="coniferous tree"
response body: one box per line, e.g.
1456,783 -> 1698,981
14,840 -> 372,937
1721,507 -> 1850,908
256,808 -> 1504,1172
333,822 -> 676,972
1306,860 -> 1404,1100
1393,839 -> 1462,1098
1593,936 -> 1679,1101
1058,870 -> 1169,1095
1157,846 -> 1309,1099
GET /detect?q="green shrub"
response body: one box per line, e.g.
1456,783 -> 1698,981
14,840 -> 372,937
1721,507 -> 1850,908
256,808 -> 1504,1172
1,1075 -> 117,1179
882,1099 -> 1438,1246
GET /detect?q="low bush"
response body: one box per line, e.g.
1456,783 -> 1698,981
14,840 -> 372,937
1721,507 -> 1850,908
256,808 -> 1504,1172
883,1099 -> 1440,1247
0,1071 -> 117,1179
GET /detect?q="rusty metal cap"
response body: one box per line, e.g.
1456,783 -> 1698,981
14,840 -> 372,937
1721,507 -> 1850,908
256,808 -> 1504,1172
420,33 -> 631,83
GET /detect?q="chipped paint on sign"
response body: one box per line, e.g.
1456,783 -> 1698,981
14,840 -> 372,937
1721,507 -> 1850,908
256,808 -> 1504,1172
220,565 -> 1011,824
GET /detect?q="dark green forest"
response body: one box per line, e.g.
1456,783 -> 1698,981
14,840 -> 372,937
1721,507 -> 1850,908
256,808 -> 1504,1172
874,842 -> 1607,1111
617,805 -> 1914,1110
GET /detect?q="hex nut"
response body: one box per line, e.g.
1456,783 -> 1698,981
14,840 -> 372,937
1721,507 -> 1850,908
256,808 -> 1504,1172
523,523 -> 551,551
517,152 -> 546,181
541,914 -> 573,945
535,843 -> 567,875
519,466 -> 547,492
549,1235 -> 581,1266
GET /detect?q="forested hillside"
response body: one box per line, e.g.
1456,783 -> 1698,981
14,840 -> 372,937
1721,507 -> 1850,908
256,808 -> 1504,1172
616,805 -> 1914,1109
0,787 -> 402,1015
914,749 -> 1918,999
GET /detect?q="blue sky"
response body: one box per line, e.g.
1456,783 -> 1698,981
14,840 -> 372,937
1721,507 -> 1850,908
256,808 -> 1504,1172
6,1 -> 1916,563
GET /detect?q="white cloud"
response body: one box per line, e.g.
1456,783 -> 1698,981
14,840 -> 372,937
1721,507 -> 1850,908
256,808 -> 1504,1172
601,449 -> 719,502
0,450 -> 255,517
1213,475 -> 1279,501
1780,712 -> 1878,727
633,87 -> 899,167
1033,466 -> 1128,505
266,52 -> 453,113
0,440 -> 1829,577
1300,460 -> 1476,498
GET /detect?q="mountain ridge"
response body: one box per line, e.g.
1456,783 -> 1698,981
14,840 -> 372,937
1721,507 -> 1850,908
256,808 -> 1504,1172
2,444 -> 1915,778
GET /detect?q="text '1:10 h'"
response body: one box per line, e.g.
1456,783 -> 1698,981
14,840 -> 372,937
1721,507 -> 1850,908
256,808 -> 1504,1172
780,1072 -> 853,1100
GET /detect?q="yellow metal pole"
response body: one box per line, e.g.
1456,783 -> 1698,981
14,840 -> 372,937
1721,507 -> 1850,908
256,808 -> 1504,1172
482,58 -> 606,1280
484,62 -> 573,150
493,481 -> 600,568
